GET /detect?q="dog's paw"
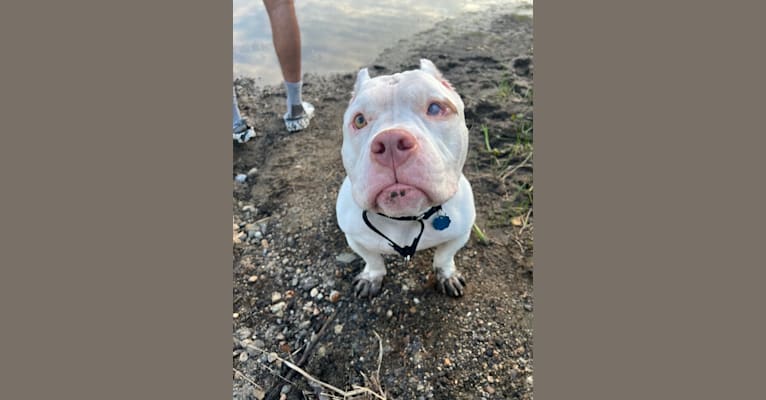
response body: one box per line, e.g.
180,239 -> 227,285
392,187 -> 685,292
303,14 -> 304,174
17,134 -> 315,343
352,273 -> 383,299
436,273 -> 466,297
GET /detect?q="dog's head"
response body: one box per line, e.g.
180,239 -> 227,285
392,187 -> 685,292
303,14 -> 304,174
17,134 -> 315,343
341,59 -> 469,217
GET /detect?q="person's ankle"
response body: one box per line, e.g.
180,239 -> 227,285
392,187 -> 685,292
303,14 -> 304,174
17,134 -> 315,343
288,103 -> 305,119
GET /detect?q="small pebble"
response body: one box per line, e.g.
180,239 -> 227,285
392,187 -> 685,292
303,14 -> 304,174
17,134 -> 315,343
233,312 -> 239,319
247,167 -> 258,177
444,357 -> 452,367
245,344 -> 261,356
310,287 -> 319,297
513,80 -> 531,94
413,298 -> 420,304
270,301 -> 286,313
279,342 -> 291,354
239,352 -> 249,362
267,352 -> 278,363
234,174 -> 247,183
301,277 -> 319,290
237,232 -> 247,241
248,275 -> 258,283
523,304 -> 533,311
334,324 -> 343,334
271,292 -> 282,303
329,290 -> 341,303
235,327 -> 252,340
335,252 -> 359,264
386,310 -> 393,318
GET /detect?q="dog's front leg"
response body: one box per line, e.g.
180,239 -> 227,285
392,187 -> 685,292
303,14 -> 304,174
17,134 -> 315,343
346,235 -> 386,299
432,234 -> 470,297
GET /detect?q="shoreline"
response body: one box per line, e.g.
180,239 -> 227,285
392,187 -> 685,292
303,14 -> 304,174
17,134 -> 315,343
235,2 -> 533,90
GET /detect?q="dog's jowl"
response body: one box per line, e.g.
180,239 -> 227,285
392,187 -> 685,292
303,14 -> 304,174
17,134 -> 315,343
336,59 -> 476,299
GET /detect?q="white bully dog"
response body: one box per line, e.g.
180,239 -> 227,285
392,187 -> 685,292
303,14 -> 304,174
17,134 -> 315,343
336,59 -> 476,299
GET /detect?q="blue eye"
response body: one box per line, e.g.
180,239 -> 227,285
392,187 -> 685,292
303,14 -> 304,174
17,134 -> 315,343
427,102 -> 443,116
353,113 -> 367,129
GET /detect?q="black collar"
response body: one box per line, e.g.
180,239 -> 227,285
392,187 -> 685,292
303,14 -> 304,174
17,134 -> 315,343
376,205 -> 442,222
361,205 -> 442,260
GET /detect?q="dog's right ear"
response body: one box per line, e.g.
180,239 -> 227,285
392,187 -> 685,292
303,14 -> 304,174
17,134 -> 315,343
351,68 -> 370,100
420,58 -> 454,91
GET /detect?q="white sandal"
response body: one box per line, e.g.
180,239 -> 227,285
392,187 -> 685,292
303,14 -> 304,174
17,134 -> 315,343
233,119 -> 255,144
283,102 -> 315,132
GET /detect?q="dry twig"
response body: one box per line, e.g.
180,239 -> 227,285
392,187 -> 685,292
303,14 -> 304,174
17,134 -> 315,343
501,151 -> 533,181
263,308 -> 339,400
519,208 -> 532,235
233,367 -> 262,389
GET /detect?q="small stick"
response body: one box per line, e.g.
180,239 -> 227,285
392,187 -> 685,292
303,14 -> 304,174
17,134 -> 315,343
472,224 -> 489,244
519,208 -> 533,235
264,308 -> 339,400
373,331 -> 383,381
233,367 -> 262,389
501,151 -> 533,180
271,352 -> 349,397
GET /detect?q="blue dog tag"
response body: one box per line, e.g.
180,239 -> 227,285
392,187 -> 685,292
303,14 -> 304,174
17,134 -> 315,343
432,215 -> 451,230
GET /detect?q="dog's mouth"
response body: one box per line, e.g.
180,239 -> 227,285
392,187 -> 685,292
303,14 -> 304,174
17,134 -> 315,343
374,183 -> 431,217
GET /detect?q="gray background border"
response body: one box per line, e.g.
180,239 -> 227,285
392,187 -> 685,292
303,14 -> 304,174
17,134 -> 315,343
1,0 -> 764,398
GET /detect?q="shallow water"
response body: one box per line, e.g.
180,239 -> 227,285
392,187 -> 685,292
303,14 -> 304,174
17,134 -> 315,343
233,0 -> 532,86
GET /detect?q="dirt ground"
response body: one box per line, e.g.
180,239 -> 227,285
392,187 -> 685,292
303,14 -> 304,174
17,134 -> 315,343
233,6 -> 533,400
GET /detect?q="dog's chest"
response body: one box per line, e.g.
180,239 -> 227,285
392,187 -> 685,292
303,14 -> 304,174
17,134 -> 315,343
358,214 -> 453,254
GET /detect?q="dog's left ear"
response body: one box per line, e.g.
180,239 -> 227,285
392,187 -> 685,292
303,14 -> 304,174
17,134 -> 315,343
420,59 -> 454,91
351,68 -> 371,100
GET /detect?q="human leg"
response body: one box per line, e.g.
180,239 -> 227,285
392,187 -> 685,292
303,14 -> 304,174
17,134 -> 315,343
263,0 -> 314,131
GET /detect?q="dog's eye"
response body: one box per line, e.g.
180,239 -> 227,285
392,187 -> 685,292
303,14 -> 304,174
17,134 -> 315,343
353,113 -> 367,129
427,102 -> 443,116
